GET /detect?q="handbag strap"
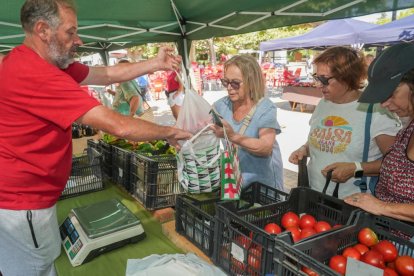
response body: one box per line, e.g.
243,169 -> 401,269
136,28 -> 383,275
130,80 -> 152,109
322,170 -> 339,198
354,103 -> 374,193
238,98 -> 265,135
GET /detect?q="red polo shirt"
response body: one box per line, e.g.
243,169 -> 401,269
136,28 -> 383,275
0,45 -> 100,210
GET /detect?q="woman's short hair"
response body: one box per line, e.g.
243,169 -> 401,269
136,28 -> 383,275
402,68 -> 414,91
224,55 -> 265,103
313,46 -> 367,91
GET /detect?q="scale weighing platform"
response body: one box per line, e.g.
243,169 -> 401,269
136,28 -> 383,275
59,198 -> 146,267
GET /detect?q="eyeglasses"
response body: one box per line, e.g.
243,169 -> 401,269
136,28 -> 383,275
220,78 -> 243,90
311,73 -> 334,86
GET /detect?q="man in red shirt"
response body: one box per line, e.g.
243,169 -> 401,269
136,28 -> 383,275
0,1 -> 191,275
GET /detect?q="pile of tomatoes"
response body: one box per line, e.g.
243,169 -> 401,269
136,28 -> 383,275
327,227 -> 414,275
264,211 -> 337,243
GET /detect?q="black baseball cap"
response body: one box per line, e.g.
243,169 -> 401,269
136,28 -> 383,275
359,43 -> 414,103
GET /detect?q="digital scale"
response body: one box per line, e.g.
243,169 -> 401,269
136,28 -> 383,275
59,198 -> 146,267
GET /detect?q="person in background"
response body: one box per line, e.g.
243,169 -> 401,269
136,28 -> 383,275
0,1 -> 191,275
211,55 -> 284,191
107,60 -> 145,117
289,46 -> 401,199
282,65 -> 299,84
136,72 -> 151,103
365,53 -> 375,66
344,43 -> 414,224
165,70 -> 185,120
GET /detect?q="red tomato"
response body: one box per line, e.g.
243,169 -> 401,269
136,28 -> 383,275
301,266 -> 319,276
329,255 -> 347,275
313,221 -> 332,233
231,257 -> 246,273
360,250 -> 385,269
281,211 -> 300,229
299,214 -> 317,229
333,224 -> 343,229
264,223 -> 282,235
300,227 -> 316,239
388,261 -> 396,270
234,234 -> 251,249
372,240 -> 398,263
383,267 -> 399,276
395,255 -> 414,276
286,227 -> 301,243
358,227 -> 379,247
353,243 -> 369,256
248,247 -> 262,272
342,247 -> 361,260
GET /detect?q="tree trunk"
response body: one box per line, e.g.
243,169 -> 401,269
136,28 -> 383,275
208,38 -> 216,66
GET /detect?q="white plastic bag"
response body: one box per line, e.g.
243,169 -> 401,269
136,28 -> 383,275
175,66 -> 212,134
175,89 -> 212,134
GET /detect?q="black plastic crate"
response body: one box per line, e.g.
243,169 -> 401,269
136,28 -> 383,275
275,211 -> 414,275
213,187 -> 359,275
175,182 -> 288,258
61,148 -> 104,199
98,139 -> 112,179
87,139 -> 100,154
111,146 -> 132,192
130,152 -> 183,210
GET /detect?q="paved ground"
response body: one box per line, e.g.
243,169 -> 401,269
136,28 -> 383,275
148,87 -> 313,191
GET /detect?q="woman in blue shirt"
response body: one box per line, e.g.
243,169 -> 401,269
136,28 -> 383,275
212,55 -> 284,190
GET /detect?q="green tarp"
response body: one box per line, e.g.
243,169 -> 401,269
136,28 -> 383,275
1,0 -> 414,55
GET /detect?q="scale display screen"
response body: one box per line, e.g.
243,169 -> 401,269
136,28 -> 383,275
72,198 -> 141,239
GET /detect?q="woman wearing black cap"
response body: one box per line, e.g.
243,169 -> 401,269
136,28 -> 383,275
344,43 -> 414,225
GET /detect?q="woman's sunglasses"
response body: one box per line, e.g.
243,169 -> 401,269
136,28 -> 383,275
311,73 -> 334,86
220,78 -> 243,90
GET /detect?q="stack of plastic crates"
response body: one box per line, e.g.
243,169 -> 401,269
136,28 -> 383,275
111,146 -> 132,192
271,211 -> 414,275
213,187 -> 359,275
61,147 -> 104,199
175,182 -> 288,259
130,152 -> 182,210
98,139 -> 112,179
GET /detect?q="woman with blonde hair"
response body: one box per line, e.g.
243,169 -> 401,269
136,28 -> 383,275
211,55 -> 284,190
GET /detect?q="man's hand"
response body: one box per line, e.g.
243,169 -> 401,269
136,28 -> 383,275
166,126 -> 192,150
155,46 -> 182,71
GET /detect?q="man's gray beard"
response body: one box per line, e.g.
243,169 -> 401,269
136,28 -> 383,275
49,36 -> 74,69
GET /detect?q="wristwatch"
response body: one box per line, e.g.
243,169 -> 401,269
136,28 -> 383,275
354,162 -> 364,178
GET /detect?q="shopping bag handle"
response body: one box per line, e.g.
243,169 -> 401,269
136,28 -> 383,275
322,170 -> 339,198
185,123 -> 214,144
181,123 -> 221,168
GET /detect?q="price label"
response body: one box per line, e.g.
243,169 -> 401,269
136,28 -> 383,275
346,257 -> 383,276
231,242 -> 245,262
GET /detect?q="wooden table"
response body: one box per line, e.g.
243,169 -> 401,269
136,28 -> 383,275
282,86 -> 322,112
